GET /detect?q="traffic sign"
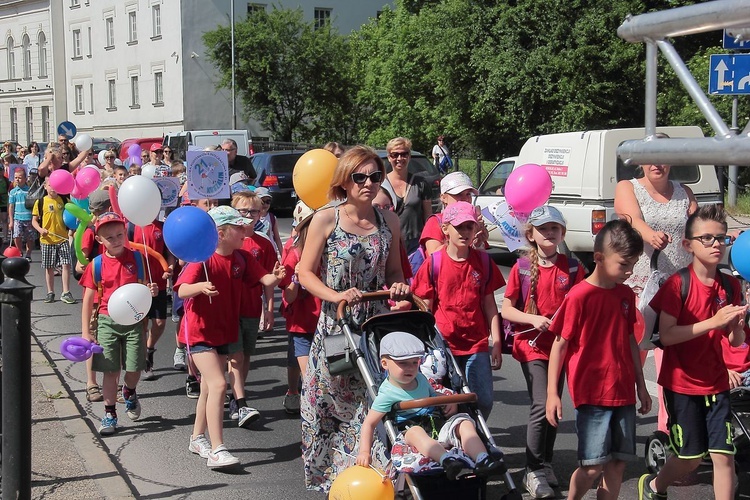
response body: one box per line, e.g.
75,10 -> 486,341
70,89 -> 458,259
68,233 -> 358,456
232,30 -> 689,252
724,29 -> 750,50
708,54 -> 750,95
57,121 -> 76,139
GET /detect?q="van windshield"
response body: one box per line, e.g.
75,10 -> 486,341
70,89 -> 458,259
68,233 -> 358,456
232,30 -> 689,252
616,159 -> 701,184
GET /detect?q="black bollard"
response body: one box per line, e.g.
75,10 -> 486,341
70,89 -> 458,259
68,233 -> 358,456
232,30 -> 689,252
0,257 -> 34,499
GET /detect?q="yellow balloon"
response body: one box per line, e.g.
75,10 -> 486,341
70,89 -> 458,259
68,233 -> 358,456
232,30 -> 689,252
328,465 -> 395,500
293,149 -> 337,210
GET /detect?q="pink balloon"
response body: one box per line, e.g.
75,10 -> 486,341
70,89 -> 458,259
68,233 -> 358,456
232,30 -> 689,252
504,163 -> 553,213
49,169 -> 76,195
75,165 -> 102,197
71,184 -> 84,199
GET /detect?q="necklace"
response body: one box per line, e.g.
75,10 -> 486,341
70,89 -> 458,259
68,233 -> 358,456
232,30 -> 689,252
343,206 -> 373,229
539,252 -> 558,266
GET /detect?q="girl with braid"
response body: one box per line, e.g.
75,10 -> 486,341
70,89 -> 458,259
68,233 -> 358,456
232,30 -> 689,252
501,206 -> 584,499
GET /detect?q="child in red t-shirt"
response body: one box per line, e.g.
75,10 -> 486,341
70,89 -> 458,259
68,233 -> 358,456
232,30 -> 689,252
501,205 -> 584,498
226,191 -> 278,427
546,219 -> 650,500
279,201 -> 322,414
641,205 -> 747,500
412,201 -> 505,418
175,206 -> 284,469
80,212 -> 158,436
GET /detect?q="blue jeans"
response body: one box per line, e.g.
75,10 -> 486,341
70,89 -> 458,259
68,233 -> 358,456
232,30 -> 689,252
454,351 -> 493,418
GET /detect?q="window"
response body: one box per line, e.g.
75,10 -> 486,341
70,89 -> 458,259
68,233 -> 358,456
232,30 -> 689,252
70,0 -> 80,6
105,17 -> 114,48
87,27 -> 92,57
108,79 -> 116,109
152,5 -> 161,38
314,8 -> 331,29
10,108 -> 18,142
25,107 -> 32,143
72,29 -> 82,58
74,85 -> 84,112
22,35 -> 30,79
41,106 -> 49,142
247,3 -> 266,14
128,11 -> 137,43
7,37 -> 15,79
130,76 -> 139,107
38,32 -> 47,77
154,71 -> 163,104
89,83 -> 94,113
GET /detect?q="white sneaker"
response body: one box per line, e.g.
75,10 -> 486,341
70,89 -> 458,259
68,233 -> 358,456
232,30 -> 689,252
207,445 -> 240,468
173,347 -> 187,371
523,468 -> 555,499
188,434 -> 212,459
283,393 -> 301,414
125,394 -> 141,421
238,406 -> 260,429
542,462 -> 559,487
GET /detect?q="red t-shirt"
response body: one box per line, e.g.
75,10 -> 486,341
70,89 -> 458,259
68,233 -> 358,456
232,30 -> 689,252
549,281 -> 637,408
131,222 -> 169,290
650,266 -> 741,395
412,248 -> 506,355
279,239 -> 321,334
239,234 -> 277,318
504,255 -> 585,362
722,336 -> 750,373
174,250 -> 266,346
419,214 -> 444,248
79,248 -> 143,316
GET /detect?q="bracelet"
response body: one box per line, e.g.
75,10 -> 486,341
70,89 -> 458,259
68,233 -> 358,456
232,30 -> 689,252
291,273 -> 299,284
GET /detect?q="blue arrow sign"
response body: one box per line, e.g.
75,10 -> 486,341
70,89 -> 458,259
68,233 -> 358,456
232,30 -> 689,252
57,121 -> 76,139
724,29 -> 750,50
709,54 -> 750,95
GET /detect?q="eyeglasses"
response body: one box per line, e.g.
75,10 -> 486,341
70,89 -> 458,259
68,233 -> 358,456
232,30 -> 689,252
388,151 -> 410,159
105,155 -> 115,159
688,234 -> 732,247
351,171 -> 383,185
163,149 -> 172,154
237,208 -> 261,217
222,147 -> 236,152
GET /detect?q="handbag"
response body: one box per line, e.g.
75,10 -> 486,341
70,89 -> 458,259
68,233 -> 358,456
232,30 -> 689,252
24,176 -> 45,210
323,332 -> 361,376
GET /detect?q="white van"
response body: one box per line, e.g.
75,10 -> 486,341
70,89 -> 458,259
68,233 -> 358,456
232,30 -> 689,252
474,126 -> 722,268
163,130 -> 249,160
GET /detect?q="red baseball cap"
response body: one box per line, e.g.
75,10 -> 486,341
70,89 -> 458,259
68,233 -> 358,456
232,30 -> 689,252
150,143 -> 164,152
95,211 -> 126,234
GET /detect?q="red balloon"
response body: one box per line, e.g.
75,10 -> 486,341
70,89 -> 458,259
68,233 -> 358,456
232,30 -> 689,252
3,247 -> 21,258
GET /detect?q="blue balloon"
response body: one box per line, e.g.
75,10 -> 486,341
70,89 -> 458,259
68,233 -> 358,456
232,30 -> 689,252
71,196 -> 89,211
163,206 -> 218,263
731,231 -> 750,281
63,209 -> 79,231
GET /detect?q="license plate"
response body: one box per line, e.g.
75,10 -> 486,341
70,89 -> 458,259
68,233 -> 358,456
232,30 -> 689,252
291,191 -> 297,198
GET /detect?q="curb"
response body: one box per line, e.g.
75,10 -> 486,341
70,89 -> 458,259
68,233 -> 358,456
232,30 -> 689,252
31,335 -> 136,499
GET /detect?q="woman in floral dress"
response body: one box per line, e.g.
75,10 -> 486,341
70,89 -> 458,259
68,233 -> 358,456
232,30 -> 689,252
298,145 -> 410,493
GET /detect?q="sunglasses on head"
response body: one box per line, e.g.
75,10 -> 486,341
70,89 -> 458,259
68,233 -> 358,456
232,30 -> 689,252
351,171 -> 383,185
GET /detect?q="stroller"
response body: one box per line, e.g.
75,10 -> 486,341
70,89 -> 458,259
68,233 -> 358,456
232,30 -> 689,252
337,291 -> 522,500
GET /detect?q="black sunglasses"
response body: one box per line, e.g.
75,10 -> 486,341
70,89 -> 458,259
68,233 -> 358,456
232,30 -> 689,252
351,171 -> 383,185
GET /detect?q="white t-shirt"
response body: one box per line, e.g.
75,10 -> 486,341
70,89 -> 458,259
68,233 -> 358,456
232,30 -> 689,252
432,144 -> 450,162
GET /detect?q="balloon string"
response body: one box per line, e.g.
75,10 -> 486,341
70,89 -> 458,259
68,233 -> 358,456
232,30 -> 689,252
142,240 -> 154,285
202,261 -> 212,304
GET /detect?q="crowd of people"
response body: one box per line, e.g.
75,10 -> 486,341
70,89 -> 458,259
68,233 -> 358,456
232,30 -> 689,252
21,134 -> 748,499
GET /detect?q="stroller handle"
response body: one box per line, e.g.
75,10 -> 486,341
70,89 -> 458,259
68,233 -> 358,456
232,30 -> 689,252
335,290 -> 428,320
394,393 -> 478,411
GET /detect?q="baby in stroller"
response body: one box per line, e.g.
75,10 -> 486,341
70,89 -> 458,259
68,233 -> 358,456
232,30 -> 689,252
356,331 -> 504,480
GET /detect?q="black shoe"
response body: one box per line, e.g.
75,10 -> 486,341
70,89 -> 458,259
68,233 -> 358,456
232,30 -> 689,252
441,456 -> 471,481
186,379 -> 200,399
474,456 -> 505,477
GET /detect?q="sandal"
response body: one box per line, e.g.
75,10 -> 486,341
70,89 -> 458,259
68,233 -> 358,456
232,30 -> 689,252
86,385 -> 103,402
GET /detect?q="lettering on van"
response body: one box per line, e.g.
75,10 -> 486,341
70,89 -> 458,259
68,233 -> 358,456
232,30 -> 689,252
542,147 -> 571,177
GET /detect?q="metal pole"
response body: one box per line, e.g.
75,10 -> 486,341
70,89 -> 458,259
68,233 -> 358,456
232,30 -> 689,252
230,0 -> 236,130
1,257 -> 34,499
645,41 -> 657,137
729,96 -> 739,207
476,154 -> 481,188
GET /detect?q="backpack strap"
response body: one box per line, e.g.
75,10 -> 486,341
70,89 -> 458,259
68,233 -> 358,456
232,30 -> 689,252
429,249 -> 443,291
132,250 -> 145,283
515,257 -> 532,312
92,254 -> 104,301
678,267 -> 691,303
127,222 -> 136,242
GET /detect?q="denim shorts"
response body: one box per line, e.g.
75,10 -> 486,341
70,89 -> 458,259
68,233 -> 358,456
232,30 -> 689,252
287,333 -> 313,365
188,343 -> 229,356
574,404 -> 636,466
454,351 -> 493,418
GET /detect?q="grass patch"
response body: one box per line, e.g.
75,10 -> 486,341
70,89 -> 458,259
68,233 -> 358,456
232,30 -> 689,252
453,158 -> 499,186
724,193 -> 750,216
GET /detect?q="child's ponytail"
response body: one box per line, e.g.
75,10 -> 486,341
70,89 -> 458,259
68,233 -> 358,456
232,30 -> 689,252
523,223 -> 540,315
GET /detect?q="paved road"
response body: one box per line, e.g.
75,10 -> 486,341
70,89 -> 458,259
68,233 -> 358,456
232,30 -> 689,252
30,216 -> 746,499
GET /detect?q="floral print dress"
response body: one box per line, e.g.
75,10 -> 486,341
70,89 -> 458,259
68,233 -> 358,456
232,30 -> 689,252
301,206 -> 392,493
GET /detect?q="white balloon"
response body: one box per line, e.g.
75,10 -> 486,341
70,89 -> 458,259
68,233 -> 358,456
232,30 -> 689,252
74,133 -> 93,152
97,150 -> 107,165
141,164 -> 157,179
118,175 -> 162,226
108,283 -> 153,326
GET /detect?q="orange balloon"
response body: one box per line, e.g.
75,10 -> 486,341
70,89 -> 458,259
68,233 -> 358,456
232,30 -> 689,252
293,149 -> 337,210
127,241 -> 169,272
329,465 -> 394,500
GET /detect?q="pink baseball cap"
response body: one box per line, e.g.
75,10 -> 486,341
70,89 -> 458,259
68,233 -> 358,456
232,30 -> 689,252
441,201 -> 478,226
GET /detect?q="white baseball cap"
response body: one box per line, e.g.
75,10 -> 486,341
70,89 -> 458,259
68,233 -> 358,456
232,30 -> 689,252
440,171 -> 477,195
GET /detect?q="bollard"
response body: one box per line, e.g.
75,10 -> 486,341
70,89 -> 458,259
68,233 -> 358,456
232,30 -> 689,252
0,257 -> 34,499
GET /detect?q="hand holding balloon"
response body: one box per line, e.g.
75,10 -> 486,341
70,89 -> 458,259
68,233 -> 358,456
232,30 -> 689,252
60,337 -> 104,362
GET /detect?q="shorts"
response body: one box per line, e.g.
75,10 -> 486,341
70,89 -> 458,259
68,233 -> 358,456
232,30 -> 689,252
287,333 -> 313,365
91,314 -> 146,373
12,219 -> 36,240
188,343 -> 229,356
399,413 -> 475,449
574,404 -> 636,466
227,317 -> 260,355
147,290 -> 168,319
40,241 -> 71,269
664,389 -> 735,458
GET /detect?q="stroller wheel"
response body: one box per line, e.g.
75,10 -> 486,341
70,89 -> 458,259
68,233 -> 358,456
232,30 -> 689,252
645,431 -> 671,474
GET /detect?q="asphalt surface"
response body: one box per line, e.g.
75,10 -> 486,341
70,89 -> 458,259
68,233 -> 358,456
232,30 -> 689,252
24,214 -> 750,499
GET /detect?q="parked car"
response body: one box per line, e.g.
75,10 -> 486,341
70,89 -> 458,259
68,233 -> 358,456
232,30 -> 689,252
91,137 -> 121,155
376,150 -> 442,214
164,130 -> 249,161
119,137 -> 164,162
249,150 -> 306,212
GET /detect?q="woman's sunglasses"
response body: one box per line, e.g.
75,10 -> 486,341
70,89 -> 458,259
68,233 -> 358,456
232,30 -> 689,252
351,171 -> 383,185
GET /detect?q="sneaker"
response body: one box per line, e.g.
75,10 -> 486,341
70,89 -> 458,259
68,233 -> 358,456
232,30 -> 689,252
542,462 -> 559,487
638,473 -> 668,499
60,292 -> 76,304
474,455 -> 505,478
283,393 -> 301,414
188,434 -> 212,459
440,452 -> 473,481
125,394 -> 141,420
228,399 -> 239,420
207,444 -> 240,468
99,413 -> 117,435
25,256 -> 32,263
238,406 -> 260,428
186,379 -> 201,399
523,468 -> 555,499
142,360 -> 156,381
173,347 -> 187,371
43,292 -> 54,303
